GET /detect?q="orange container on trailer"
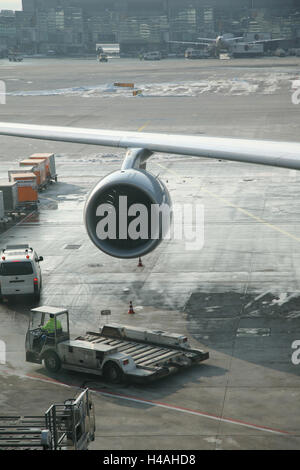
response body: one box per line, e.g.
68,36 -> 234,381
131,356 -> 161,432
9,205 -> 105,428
9,172 -> 38,203
30,153 -> 55,180
19,159 -> 46,187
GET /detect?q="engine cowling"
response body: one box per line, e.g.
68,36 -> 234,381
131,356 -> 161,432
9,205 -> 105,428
84,169 -> 172,259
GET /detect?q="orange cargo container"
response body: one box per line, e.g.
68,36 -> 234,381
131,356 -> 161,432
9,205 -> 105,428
10,172 -> 38,204
19,159 -> 46,187
30,153 -> 55,180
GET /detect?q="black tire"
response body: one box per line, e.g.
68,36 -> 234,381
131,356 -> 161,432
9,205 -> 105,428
33,290 -> 41,303
44,351 -> 61,373
103,361 -> 123,384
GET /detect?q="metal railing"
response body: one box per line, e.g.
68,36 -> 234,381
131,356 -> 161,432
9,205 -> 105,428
0,388 -> 95,450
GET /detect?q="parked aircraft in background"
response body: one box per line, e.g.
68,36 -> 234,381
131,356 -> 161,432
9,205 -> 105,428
169,33 -> 286,56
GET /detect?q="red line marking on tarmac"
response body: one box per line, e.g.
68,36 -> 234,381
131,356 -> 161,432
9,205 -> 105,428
26,373 -> 291,436
26,373 -> 72,387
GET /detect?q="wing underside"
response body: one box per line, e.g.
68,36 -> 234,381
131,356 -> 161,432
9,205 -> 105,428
169,40 -> 211,46
248,38 -> 285,44
0,122 -> 300,170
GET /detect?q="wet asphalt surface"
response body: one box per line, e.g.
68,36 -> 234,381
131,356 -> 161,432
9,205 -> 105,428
0,57 -> 300,449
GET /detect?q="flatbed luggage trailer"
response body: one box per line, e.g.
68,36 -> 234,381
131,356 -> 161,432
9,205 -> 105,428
79,323 -> 209,382
25,306 -> 209,384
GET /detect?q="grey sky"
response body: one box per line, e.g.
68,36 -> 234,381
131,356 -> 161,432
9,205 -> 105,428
0,0 -> 22,11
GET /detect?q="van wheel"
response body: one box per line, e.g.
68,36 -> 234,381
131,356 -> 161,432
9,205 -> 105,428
103,362 -> 123,384
44,351 -> 61,373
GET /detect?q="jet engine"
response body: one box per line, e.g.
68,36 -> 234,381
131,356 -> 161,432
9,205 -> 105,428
84,169 -> 172,259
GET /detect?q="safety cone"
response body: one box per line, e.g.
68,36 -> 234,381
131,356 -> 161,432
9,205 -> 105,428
138,257 -> 143,267
128,301 -> 135,315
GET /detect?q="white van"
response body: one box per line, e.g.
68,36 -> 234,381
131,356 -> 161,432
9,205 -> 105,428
0,245 -> 43,302
143,51 -> 161,61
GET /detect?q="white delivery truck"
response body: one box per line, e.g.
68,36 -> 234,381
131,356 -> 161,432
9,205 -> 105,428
0,245 -> 43,301
26,306 -> 209,384
0,191 -> 5,223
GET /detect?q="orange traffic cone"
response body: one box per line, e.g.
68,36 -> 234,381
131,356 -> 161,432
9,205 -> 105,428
138,257 -> 143,267
128,301 -> 135,314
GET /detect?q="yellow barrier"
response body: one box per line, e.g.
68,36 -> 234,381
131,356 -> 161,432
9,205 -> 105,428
114,82 -> 134,88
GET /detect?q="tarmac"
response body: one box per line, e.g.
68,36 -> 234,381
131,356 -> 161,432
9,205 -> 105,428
0,56 -> 300,450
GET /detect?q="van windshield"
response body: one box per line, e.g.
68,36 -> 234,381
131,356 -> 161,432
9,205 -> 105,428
0,262 -> 33,276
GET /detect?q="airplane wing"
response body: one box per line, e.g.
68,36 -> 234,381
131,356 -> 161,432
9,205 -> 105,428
0,122 -> 300,170
197,37 -> 216,42
248,38 -> 286,44
169,40 -> 211,46
225,37 -> 244,41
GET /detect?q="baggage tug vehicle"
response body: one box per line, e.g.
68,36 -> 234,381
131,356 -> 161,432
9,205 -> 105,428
26,306 -> 209,384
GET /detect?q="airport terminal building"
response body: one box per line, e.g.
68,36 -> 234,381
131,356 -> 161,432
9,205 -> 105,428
0,0 -> 299,54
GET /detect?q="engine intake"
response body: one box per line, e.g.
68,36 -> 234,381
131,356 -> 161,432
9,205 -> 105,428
84,169 -> 172,259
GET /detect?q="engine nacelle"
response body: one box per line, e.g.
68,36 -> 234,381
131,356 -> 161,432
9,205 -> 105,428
84,169 -> 172,259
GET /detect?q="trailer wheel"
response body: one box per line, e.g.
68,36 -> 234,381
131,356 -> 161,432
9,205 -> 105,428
33,292 -> 41,303
44,351 -> 61,373
103,361 -> 123,384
